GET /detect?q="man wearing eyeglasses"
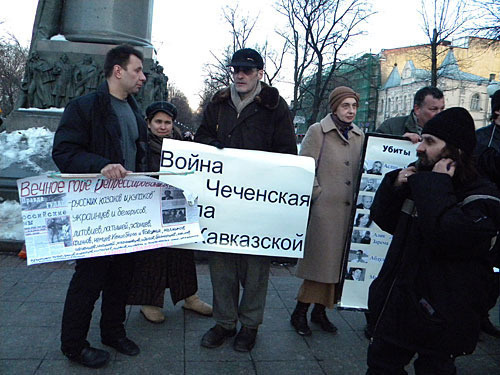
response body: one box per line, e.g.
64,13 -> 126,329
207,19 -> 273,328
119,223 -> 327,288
195,48 -> 297,352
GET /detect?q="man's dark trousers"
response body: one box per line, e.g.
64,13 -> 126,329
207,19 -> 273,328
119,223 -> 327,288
61,254 -> 135,354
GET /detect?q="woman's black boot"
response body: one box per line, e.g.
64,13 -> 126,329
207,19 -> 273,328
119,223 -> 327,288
290,301 -> 311,336
311,304 -> 337,333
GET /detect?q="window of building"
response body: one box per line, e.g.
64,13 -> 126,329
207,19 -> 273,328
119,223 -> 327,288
470,93 -> 480,111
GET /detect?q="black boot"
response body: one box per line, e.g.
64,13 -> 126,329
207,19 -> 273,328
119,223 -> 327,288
311,304 -> 337,333
291,301 -> 311,336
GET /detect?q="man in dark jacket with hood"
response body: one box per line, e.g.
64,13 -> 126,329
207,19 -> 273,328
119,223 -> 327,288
52,44 -> 147,368
367,107 -> 500,374
195,48 -> 297,352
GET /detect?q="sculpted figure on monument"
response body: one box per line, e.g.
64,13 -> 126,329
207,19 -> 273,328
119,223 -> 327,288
74,56 -> 100,97
52,54 -> 75,107
137,62 -> 156,107
27,52 -> 54,108
154,64 -> 168,102
133,62 -> 170,110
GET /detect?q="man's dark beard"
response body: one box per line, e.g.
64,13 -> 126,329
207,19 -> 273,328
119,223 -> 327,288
415,151 -> 435,171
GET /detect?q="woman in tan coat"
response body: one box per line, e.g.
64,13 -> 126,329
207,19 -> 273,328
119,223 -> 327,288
291,87 -> 364,336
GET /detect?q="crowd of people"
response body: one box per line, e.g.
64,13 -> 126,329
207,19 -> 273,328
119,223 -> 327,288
51,44 -> 500,373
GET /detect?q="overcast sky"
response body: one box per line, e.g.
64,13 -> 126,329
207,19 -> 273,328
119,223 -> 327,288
2,0 -> 425,109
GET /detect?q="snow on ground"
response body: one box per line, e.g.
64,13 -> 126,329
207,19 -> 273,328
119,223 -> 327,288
18,107 -> 65,112
0,200 -> 24,240
0,127 -> 55,173
0,127 -> 56,241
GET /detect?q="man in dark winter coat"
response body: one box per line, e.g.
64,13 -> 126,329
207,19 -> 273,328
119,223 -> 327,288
367,107 -> 500,374
376,86 -> 445,143
195,48 -> 297,352
476,89 -> 500,155
52,44 -> 147,368
474,89 -> 500,338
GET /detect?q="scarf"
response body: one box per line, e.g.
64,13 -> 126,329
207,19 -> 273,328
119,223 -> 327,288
331,113 -> 353,140
230,81 -> 262,115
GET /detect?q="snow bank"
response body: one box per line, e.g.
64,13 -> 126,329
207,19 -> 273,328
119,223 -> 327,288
18,107 -> 65,112
0,200 -> 24,240
0,127 -> 56,173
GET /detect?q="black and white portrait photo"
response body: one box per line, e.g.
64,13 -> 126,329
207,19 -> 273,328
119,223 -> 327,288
346,267 -> 366,281
366,160 -> 383,175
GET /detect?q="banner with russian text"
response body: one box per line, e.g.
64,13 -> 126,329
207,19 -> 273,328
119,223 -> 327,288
339,134 -> 418,310
17,175 -> 203,265
158,140 -> 315,258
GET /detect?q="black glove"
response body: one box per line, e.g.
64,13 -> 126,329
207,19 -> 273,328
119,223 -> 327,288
210,140 -> 224,149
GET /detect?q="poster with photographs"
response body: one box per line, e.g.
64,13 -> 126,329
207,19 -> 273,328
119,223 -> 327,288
339,134 -> 418,310
18,175 -> 203,265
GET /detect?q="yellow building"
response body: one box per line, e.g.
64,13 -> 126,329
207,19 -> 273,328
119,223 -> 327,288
380,37 -> 500,84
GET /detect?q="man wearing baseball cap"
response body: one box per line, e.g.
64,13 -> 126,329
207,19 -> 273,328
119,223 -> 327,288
195,48 -> 297,352
367,107 -> 500,373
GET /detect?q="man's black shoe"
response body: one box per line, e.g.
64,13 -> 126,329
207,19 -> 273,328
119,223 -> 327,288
64,346 -> 110,368
481,317 -> 500,338
102,337 -> 140,356
201,324 -> 236,348
233,326 -> 257,352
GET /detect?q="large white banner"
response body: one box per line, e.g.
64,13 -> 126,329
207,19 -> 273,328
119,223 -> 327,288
17,175 -> 203,265
339,134 -> 418,310
158,140 -> 315,258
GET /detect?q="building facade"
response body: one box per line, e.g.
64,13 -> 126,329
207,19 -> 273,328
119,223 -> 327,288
377,48 -> 498,129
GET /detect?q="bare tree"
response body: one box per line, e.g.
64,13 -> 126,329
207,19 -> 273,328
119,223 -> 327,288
167,84 -> 195,131
0,33 -> 28,116
275,0 -> 373,125
199,4 -> 288,108
223,4 -> 258,52
258,40 -> 289,85
419,0 -> 472,87
201,47 -> 233,98
469,0 -> 500,40
200,4 -> 258,102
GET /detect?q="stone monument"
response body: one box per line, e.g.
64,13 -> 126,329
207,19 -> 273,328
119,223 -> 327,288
0,0 -> 169,236
5,0 -> 168,132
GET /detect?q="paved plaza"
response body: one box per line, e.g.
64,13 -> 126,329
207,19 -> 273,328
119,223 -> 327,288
1,253 -> 499,374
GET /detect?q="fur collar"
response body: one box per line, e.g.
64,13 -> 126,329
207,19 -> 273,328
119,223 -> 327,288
211,82 -> 280,110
